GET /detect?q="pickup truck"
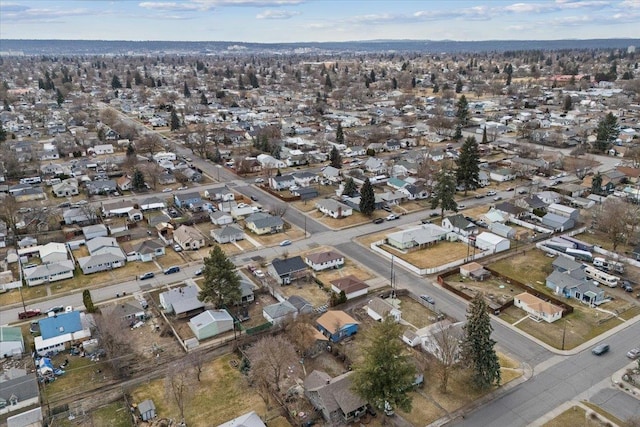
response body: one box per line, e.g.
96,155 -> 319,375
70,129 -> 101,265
19,309 -> 42,320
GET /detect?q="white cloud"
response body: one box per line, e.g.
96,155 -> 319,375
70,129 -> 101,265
1,5 -> 94,22
193,0 -> 302,6
256,9 -> 300,19
619,0 -> 640,8
138,2 -> 211,11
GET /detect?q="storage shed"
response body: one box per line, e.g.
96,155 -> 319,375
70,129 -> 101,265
475,232 -> 510,253
137,399 -> 156,421
189,309 -> 234,340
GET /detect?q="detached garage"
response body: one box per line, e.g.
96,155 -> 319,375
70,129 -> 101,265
189,309 -> 234,341
0,326 -> 24,358
475,232 -> 510,254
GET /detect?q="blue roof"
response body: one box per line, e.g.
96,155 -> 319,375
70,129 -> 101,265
39,311 -> 83,339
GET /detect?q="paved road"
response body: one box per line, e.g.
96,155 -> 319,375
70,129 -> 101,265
590,387 -> 640,422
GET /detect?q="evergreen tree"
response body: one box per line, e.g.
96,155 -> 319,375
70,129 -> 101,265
455,78 -> 463,93
563,95 -> 572,111
0,124 -> 7,143
343,177 -> 357,197
591,172 -> 603,195
198,246 -> 241,309
183,82 -> 191,98
200,93 -> 208,105
126,144 -> 135,157
461,293 -> 501,389
430,168 -> 457,217
238,75 -> 245,90
359,178 -> 375,216
456,136 -> 480,195
325,74 -> 332,89
111,75 -> 122,89
392,77 -> 398,89
329,145 -> 342,169
595,112 -> 619,152
83,289 -> 96,313
481,126 -> 488,144
411,76 -> 416,88
456,95 -> 469,126
132,168 -> 145,190
335,122 -> 344,144
351,316 -> 417,413
170,109 -> 181,131
56,89 -> 64,106
453,125 -> 462,141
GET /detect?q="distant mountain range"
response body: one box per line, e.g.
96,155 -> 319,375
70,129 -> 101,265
1,39 -> 639,56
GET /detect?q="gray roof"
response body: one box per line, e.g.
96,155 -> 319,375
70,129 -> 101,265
24,260 -> 75,279
245,212 -> 284,229
212,224 -> 244,239
304,370 -> 367,417
272,256 -> 307,276
287,295 -> 312,312
138,399 -> 156,414
0,373 -> 39,405
263,300 -> 297,319
552,256 -> 583,273
161,284 -> 205,314
445,214 -> 475,230
78,252 -> 125,269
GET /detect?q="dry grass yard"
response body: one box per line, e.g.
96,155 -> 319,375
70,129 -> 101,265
277,281 -> 330,307
382,241 -> 470,269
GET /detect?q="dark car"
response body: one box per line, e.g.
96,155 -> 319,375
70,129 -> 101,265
19,309 -> 42,320
373,218 -> 384,224
164,266 -> 181,275
421,218 -> 432,224
250,195 -> 258,201
429,212 -> 439,218
420,295 -> 435,304
622,280 -> 633,292
46,306 -> 65,314
592,344 -> 610,356
139,272 -> 155,280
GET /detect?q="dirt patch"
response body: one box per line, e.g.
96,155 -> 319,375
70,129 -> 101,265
397,296 -> 439,329
314,210 -> 378,229
381,241 -> 470,269
277,281 -> 331,307
490,249 -> 555,286
315,261 -> 375,284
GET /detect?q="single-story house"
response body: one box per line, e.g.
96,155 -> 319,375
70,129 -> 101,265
39,242 -> 69,264
101,301 -> 146,322
288,295 -> 314,315
547,203 -> 580,221
0,326 -> 24,358
85,179 -> 117,195
441,214 -> 477,237
209,211 -> 233,226
139,197 -> 166,211
367,297 -> 401,322
0,373 -> 39,417
245,212 -> 284,235
489,168 -> 517,182
34,311 -> 91,356
304,250 -> 345,271
262,300 -> 298,324
82,224 -> 108,240
23,260 -> 75,286
159,283 -> 205,318
63,208 -> 92,225
173,225 -> 206,251
102,200 -> 136,217
218,411 -> 266,427
52,179 -> 79,197
292,186 -> 319,200
132,239 -> 166,262
304,370 -> 368,423
268,174 -> 296,191
474,232 -> 510,253
459,262 -> 491,280
189,309 -> 234,340
541,213 -> 575,232
316,310 -> 359,342
514,292 -> 563,323
117,175 -> 132,192
211,225 -> 244,244
174,192 -> 202,209
386,224 -> 449,250
270,256 -> 308,285
546,270 -> 604,305
316,199 -> 353,219
330,275 -> 369,300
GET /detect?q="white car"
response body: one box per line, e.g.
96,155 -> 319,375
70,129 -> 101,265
254,270 -> 265,278
386,214 -> 399,221
162,188 -> 172,193
255,178 -> 265,183
486,190 -> 497,196
173,244 -> 183,252
178,186 -> 188,190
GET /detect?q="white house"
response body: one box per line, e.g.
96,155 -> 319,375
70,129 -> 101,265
475,232 -> 510,253
489,168 -> 517,182
209,211 -> 234,225
91,144 -> 114,155
173,225 -> 206,251
39,242 -> 69,264
315,199 -> 353,219
514,292 -> 563,323
24,260 -> 75,286
366,297 -> 401,322
304,250 -> 345,271
330,275 -> 369,300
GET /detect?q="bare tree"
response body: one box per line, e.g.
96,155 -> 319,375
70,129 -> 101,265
174,170 -> 189,186
0,194 -> 21,237
165,360 -> 194,424
594,199 -> 628,251
430,321 -> 462,393
282,314 -> 318,356
141,163 -> 164,190
186,351 -> 205,382
92,311 -> 134,378
136,133 -> 164,157
427,110 -> 455,137
246,335 -> 299,393
271,203 -> 288,218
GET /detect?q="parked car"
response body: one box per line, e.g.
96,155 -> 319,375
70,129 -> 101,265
474,194 -> 484,199
518,189 -> 527,195
46,306 -> 65,315
194,268 -> 203,276
429,212 -> 439,218
382,206 -> 392,213
254,270 -> 265,278
505,187 -> 514,191
250,195 -> 258,201
421,218 -> 432,224
255,178 -> 265,183
591,344 -> 610,356
493,196 -> 503,201
373,218 -> 384,224
386,214 -> 399,221
19,309 -> 41,320
487,190 -> 497,196
627,348 -> 640,359
458,204 -> 466,209
139,272 -> 155,280
173,244 -> 183,252
622,280 -> 633,292
280,239 -> 292,247
162,187 -> 172,193
420,295 -> 435,304
164,266 -> 181,275
177,186 -> 188,191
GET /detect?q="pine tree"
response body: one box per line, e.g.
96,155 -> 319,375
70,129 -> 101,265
56,89 -> 64,107
329,145 -> 342,169
325,74 -> 332,89
461,293 -> 501,389
132,168 -> 145,190
199,246 -> 241,308
595,112 -> 619,153
200,93 -> 208,105
482,127 -> 488,144
430,168 -> 457,217
170,109 -> 181,131
455,78 -> 463,93
359,178 -> 375,216
111,75 -> 122,89
456,95 -> 469,126
343,177 -> 357,197
351,316 -> 417,413
183,82 -> 191,98
83,289 -> 96,313
456,136 -> 480,195
591,172 -> 603,195
335,122 -> 344,144
453,125 -> 462,141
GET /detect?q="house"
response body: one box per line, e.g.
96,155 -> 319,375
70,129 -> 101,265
292,186 -> 319,200
101,301 -> 146,322
239,278 -> 256,304
159,283 -> 205,318
13,187 -> 45,202
34,311 -> 91,356
321,166 -> 342,183
478,171 -> 490,187
546,270 -> 604,305
316,310 -> 360,342
459,262 -> 491,280
116,175 -> 132,192
18,236 -> 38,249
127,209 -> 143,222
6,406 -> 43,427
139,196 -> 166,211
218,411 -> 266,427
292,171 -> 318,187
211,225 -> 244,244
363,157 -> 387,173
173,225 -> 206,251
189,309 -> 234,340
441,214 -> 477,237
488,222 -> 516,239
209,211 -> 233,226
268,174 -> 296,191
367,297 -> 402,322
0,373 -> 39,417
77,236 -> 126,274
85,179 -> 117,195
386,224 -> 449,250
475,232 -> 510,253
262,300 -> 298,324
137,399 -> 156,422
52,179 -> 79,197
102,200 -> 136,217
536,191 -> 562,205
305,250 -> 345,271
552,256 -> 585,278
245,212 -> 284,235
514,292 -> 563,323
23,260 -> 75,286
270,256 -> 308,285
515,195 -> 547,212
330,275 -> 369,300
82,224 -> 108,240
489,168 -> 517,182
39,242 -> 68,264
421,320 -> 465,363
541,213 -> 574,232
547,203 -> 579,221
132,239 -> 165,262
91,143 -> 114,155
315,199 -> 353,219
304,370 -> 368,423
230,205 -> 255,219
288,295 -> 314,315
181,168 -> 203,182
174,192 -> 202,209
0,326 -> 24,358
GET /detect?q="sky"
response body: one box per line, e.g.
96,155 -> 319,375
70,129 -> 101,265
1,0 -> 639,43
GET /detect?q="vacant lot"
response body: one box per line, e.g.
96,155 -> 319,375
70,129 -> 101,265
574,230 -> 636,255
490,249 -> 554,286
245,226 -> 306,247
397,295 -> 438,329
315,261 -> 376,285
381,241 -> 470,269
277,281 -> 330,307
445,274 -> 516,308
129,353 -> 266,426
